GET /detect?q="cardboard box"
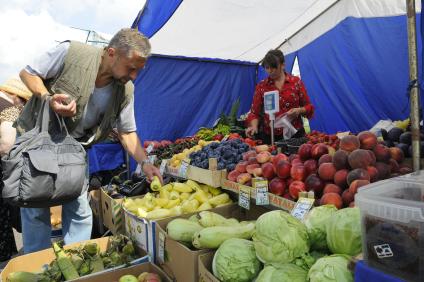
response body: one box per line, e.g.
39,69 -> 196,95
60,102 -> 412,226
76,262 -> 172,282
0,236 -> 149,282
198,252 -> 219,282
101,188 -> 125,235
89,189 -> 105,235
187,165 -> 227,188
155,204 -> 268,282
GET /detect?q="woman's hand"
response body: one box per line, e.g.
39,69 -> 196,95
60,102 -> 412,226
142,163 -> 164,184
286,107 -> 305,119
245,125 -> 258,138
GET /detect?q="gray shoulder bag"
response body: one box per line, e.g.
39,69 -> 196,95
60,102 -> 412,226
2,99 -> 87,207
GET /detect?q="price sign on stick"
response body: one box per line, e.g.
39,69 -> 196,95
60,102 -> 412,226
159,160 -> 168,175
291,197 -> 315,221
253,178 -> 269,206
264,90 -> 279,116
238,185 -> 251,210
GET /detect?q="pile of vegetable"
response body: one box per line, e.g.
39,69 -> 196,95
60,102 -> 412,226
123,180 -> 232,220
164,206 -> 361,281
167,211 -> 255,249
7,235 -> 137,282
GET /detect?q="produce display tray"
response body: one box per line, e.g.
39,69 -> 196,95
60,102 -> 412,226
221,179 -> 296,212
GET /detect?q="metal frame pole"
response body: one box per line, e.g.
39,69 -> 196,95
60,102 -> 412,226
406,0 -> 421,171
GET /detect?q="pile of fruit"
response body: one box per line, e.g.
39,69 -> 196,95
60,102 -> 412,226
7,235 -> 136,282
190,139 -> 250,171
306,130 -> 340,149
144,138 -> 199,167
227,131 -> 412,208
382,126 -> 424,157
168,139 -> 216,169
123,180 -> 232,220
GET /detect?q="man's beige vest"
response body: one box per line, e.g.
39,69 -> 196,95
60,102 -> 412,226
15,41 -> 133,145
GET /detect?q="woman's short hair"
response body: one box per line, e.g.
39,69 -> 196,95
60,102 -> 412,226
261,49 -> 285,69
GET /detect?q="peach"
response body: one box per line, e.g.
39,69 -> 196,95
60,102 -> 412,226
276,160 -> 292,179
318,162 -> 337,181
255,144 -> 269,153
339,135 -> 360,152
246,164 -> 260,174
272,153 -> 288,167
348,149 -> 374,169
289,180 -> 306,200
320,193 -> 343,209
367,166 -> 379,182
291,165 -> 306,181
305,174 -> 325,195
311,143 -> 329,159
256,151 -> 272,164
342,190 -> 355,206
298,144 -> 313,160
389,147 -> 405,163
242,150 -> 257,161
247,157 -> 258,165
262,162 -> 276,180
253,167 -> 263,177
269,178 -> 286,196
318,154 -> 333,166
389,159 -> 399,173
235,161 -> 248,173
347,168 -> 370,185
304,159 -> 318,176
227,170 -> 241,182
349,179 -> 370,194
373,144 -> 391,163
358,131 -> 378,150
323,183 -> 342,195
333,150 -> 350,170
334,169 -> 349,189
375,162 -> 391,179
237,173 -> 252,185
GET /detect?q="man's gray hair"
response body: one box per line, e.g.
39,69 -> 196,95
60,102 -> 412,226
108,28 -> 151,58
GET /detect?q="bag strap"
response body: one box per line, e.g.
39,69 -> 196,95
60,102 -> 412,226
38,99 -> 70,135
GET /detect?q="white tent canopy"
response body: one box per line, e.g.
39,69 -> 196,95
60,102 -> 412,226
148,0 -> 421,62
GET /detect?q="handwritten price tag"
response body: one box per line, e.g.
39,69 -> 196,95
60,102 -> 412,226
179,161 -> 189,178
253,178 -> 269,206
256,187 -> 269,205
146,143 -> 154,154
158,231 -> 166,263
290,197 -> 315,221
159,160 -> 168,175
238,186 -> 250,210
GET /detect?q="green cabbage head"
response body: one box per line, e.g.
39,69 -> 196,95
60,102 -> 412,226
212,238 -> 261,282
256,264 -> 307,282
304,204 -> 337,251
326,207 -> 362,256
307,254 -> 353,282
253,210 -> 309,266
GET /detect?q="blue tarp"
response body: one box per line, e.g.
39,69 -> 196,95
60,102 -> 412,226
289,15 -> 422,134
132,0 -> 182,38
355,261 -> 405,282
133,55 -> 258,141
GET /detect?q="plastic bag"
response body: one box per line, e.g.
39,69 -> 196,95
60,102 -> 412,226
274,114 -> 298,140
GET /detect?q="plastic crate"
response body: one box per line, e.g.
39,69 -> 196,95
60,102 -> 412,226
355,178 -> 424,282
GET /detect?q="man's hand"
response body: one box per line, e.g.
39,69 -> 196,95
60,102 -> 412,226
245,126 -> 258,138
49,94 -> 77,117
142,163 -> 164,184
